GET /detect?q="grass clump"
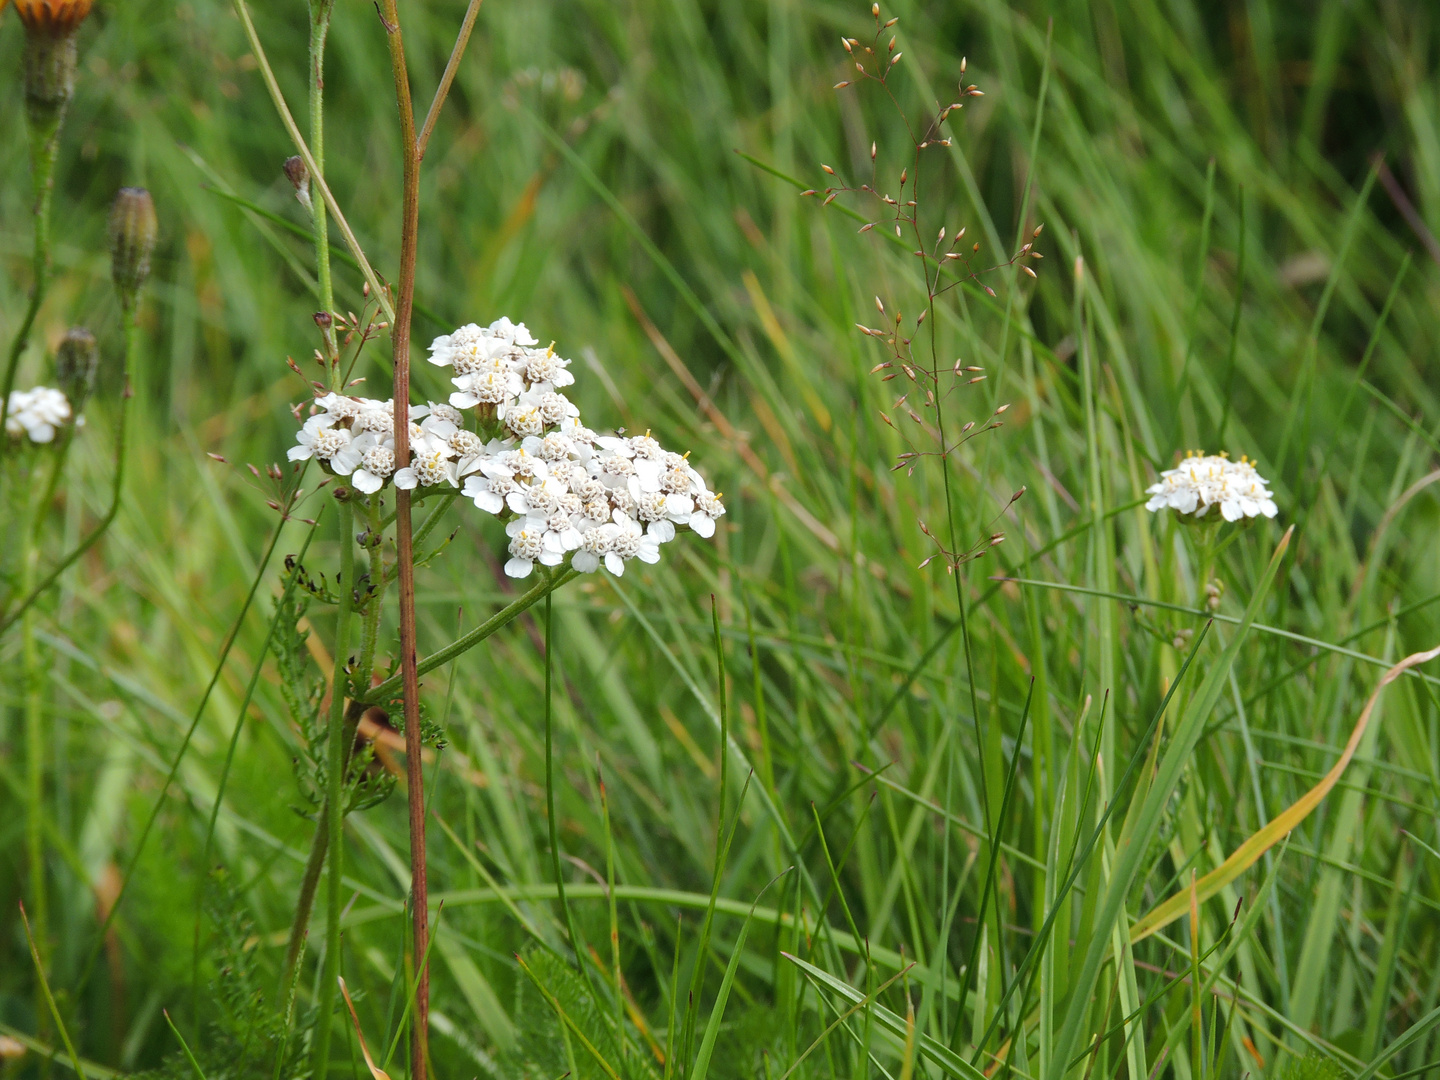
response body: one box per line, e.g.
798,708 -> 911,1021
2,1 -> 1440,1080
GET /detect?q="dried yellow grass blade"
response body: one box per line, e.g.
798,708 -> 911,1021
1130,642 -> 1440,943
337,976 -> 391,1080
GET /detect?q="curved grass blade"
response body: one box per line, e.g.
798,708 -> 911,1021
1130,642 -> 1440,941
1046,526 -> 1292,1080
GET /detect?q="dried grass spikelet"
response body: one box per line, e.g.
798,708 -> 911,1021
11,0 -> 95,33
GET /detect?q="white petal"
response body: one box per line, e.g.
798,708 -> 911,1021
573,551 -> 599,573
352,470 -> 383,494
506,490 -> 529,514
539,550 -> 564,566
331,445 -> 363,475
648,519 -> 676,542
688,513 -> 715,538
288,445 -> 315,462
394,468 -> 419,489
449,391 -> 481,409
605,552 -> 626,576
504,557 -> 534,579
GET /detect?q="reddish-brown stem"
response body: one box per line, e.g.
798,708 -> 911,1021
378,1 -> 429,1076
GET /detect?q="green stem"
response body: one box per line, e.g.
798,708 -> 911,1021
0,320 -> 136,637
365,568 -> 578,704
308,0 -> 338,378
356,495 -> 386,688
281,801 -> 330,1002
23,525 -> 49,1054
22,429 -> 75,1027
0,109 -> 64,477
312,496 -> 356,1080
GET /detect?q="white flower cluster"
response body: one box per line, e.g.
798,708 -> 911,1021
288,393 -> 477,494
5,386 -> 72,444
430,317 -> 723,578
1146,452 -> 1278,522
285,317 -> 725,580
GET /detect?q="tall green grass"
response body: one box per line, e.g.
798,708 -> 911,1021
3,1 -> 1440,1078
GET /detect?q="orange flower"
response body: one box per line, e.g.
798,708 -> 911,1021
12,0 -> 94,33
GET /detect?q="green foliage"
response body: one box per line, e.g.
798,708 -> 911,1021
3,1 -> 1440,1079
139,869 -> 292,1080
1281,1053 -> 1348,1080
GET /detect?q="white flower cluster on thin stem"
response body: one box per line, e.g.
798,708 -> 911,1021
1146,451 -> 1278,521
288,393 -> 474,494
5,387 -> 73,444
286,317 -> 725,579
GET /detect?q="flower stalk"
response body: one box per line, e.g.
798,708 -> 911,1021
0,1 -> 91,472
375,1 -> 430,1070
307,0 -> 339,380
0,188 -> 152,636
310,492 -> 356,1080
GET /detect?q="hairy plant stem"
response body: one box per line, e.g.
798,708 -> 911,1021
308,0 -> 339,379
278,699 -> 365,1017
356,495 -> 387,687
311,495 -> 356,1080
281,802 -> 329,1001
0,109 -> 64,478
23,490 -> 50,1054
22,427 -> 77,1010
375,2 -> 429,1071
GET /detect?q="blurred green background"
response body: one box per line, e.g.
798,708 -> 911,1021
3,0 -> 1440,1077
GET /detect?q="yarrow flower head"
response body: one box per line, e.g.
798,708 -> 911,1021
287,395 -> 471,494
284,317 -> 723,579
427,317 -> 577,437
5,386 -> 73,444
1146,451 -> 1278,522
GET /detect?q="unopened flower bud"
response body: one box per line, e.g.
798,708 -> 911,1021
109,188 -> 158,314
283,155 -> 312,211
16,0 -> 94,130
55,327 -> 98,412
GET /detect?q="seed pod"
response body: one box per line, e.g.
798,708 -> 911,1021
109,188 -> 158,314
283,155 -> 312,210
55,327 -> 99,413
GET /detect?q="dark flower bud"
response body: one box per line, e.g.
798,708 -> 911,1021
109,188 -> 158,314
55,327 -> 98,413
283,155 -> 312,210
